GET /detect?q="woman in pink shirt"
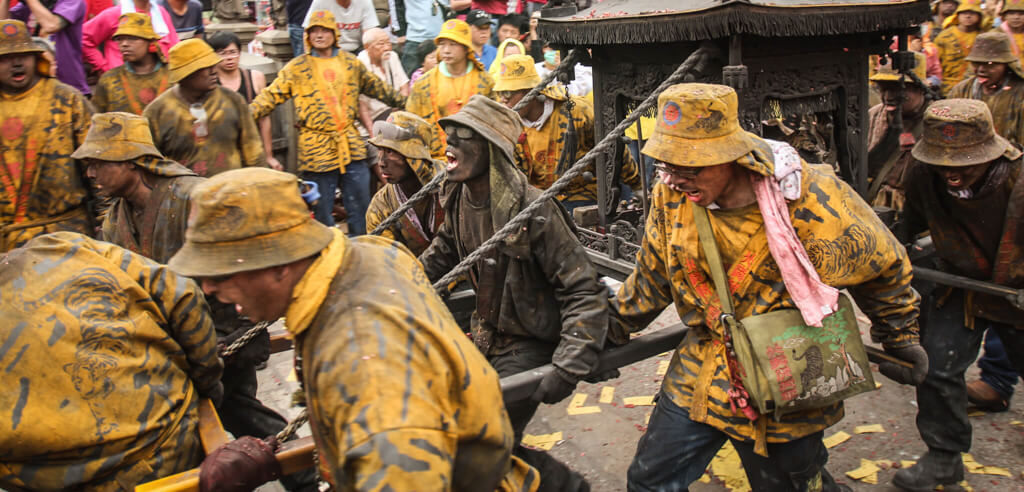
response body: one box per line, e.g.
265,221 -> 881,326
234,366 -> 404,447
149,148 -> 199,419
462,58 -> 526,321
82,0 -> 179,73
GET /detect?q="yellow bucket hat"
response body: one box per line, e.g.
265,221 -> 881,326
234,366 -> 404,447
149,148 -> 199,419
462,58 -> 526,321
641,83 -> 757,168
911,98 -> 1022,167
72,112 -> 164,162
304,9 -> 340,51
493,54 -> 541,92
113,12 -> 160,40
369,111 -> 434,161
0,20 -> 50,77
1002,0 -> 1024,14
954,0 -> 983,15
435,19 -> 473,52
168,38 -> 221,84
168,168 -> 335,277
870,52 -> 929,87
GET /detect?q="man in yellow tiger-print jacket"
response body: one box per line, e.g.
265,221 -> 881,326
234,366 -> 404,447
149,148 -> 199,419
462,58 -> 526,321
169,168 -> 538,492
494,55 -> 641,213
250,10 -> 406,234
91,13 -> 171,114
0,20 -> 94,252
406,19 -> 494,154
614,84 -> 926,491
0,232 -> 223,491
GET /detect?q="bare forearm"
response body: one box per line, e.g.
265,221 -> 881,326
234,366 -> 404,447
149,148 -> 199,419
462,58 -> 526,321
0,0 -> 11,19
25,0 -> 66,36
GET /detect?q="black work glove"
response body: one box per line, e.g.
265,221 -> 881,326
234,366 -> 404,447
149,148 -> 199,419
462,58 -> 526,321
199,436 -> 282,492
530,367 -> 580,404
583,368 -> 620,384
879,344 -> 929,386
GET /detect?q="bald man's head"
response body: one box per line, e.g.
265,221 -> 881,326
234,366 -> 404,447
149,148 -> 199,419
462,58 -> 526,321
362,27 -> 392,64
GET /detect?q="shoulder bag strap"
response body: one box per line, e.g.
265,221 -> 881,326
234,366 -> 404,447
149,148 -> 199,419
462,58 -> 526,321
692,204 -> 734,316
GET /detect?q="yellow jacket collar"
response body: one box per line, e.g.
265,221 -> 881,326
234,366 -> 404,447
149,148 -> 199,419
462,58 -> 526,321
285,229 -> 348,337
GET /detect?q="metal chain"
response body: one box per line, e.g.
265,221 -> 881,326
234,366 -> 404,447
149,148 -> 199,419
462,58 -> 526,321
219,321 -> 271,358
430,46 -> 714,292
275,407 -> 308,442
368,49 -> 584,237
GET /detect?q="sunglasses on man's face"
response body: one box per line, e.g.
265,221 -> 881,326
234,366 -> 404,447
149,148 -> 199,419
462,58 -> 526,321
442,125 -> 476,142
653,161 -> 704,180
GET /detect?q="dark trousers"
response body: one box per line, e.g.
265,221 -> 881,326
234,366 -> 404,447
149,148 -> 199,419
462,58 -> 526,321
916,292 -> 1024,454
220,363 -> 319,491
489,341 -> 589,492
627,395 -> 843,492
978,329 -> 1020,398
301,159 -> 371,235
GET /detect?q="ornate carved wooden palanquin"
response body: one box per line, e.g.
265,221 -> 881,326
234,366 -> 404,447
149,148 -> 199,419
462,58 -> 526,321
538,0 -> 931,224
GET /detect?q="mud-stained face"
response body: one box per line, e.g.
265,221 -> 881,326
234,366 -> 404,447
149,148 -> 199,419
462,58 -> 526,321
85,159 -> 138,197
180,65 -> 219,93
199,266 -> 291,322
0,52 -> 38,94
115,35 -> 150,64
973,61 -> 1008,90
877,82 -> 925,115
657,160 -> 748,208
443,124 -> 488,183
931,161 -> 993,193
378,147 -> 413,185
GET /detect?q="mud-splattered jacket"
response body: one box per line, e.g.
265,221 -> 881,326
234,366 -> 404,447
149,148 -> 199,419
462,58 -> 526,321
286,229 -> 538,491
144,87 -> 266,177
0,78 -> 94,252
99,160 -> 202,264
514,86 -> 641,204
364,157 -> 445,256
92,63 -> 172,114
250,52 -> 406,174
948,75 -> 1024,146
866,103 -> 927,210
0,232 -> 222,490
419,146 -> 609,378
903,159 -> 1024,327
613,156 -> 920,451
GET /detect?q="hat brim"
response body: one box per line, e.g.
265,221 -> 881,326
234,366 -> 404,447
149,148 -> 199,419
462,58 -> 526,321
439,111 -> 517,165
493,76 -> 540,92
71,141 -> 163,161
167,219 -> 335,277
641,128 -> 758,167
911,133 -> 1019,166
113,31 -> 161,41
434,32 -> 472,52
368,135 -> 432,161
170,51 -> 222,84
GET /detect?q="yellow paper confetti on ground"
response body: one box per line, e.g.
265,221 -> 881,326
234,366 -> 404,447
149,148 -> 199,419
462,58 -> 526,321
846,459 -> 881,482
962,454 -> 1013,477
937,481 -> 975,491
599,386 -> 615,404
286,368 -> 297,382
644,411 -> 651,425
875,382 -> 882,389
709,442 -> 752,492
854,424 -> 885,434
1009,420 -> 1022,426
521,432 -> 562,451
968,409 -> 985,417
823,431 -> 851,449
656,360 -> 669,376
566,393 -> 601,415
901,460 -> 916,468
622,396 -> 656,406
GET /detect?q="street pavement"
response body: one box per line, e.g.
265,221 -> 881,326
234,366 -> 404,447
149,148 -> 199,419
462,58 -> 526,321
255,308 -> 1024,491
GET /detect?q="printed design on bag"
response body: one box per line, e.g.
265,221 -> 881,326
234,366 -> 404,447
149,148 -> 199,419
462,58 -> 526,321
766,343 -> 798,402
769,307 -> 868,402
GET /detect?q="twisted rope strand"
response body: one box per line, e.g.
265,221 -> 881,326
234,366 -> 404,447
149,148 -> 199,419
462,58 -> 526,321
219,321 -> 271,358
276,408 -> 309,442
430,47 -> 711,292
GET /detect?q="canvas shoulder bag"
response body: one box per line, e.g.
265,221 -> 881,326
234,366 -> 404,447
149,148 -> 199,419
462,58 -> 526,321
692,205 -> 876,418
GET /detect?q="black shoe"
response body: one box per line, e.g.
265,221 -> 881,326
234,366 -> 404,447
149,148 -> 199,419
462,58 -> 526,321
892,451 -> 964,491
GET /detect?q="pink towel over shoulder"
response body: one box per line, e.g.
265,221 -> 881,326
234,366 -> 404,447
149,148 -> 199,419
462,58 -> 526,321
752,140 -> 839,327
